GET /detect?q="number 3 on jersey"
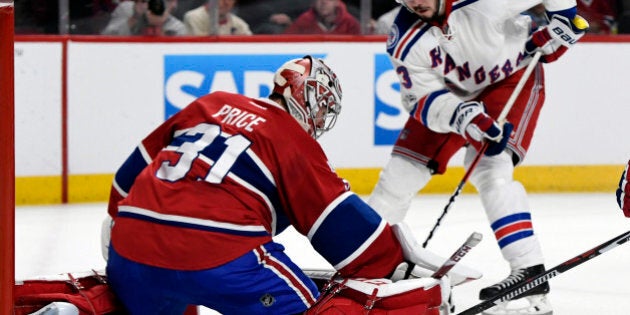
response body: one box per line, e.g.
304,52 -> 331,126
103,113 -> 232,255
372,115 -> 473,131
156,123 -> 251,184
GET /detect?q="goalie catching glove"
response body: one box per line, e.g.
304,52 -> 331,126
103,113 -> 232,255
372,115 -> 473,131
525,10 -> 589,63
450,101 -> 513,156
617,159 -> 630,218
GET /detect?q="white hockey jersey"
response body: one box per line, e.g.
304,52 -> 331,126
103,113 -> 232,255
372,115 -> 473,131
386,0 -> 573,133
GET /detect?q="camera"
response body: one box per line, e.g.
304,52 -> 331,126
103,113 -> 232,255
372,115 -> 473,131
147,0 -> 166,15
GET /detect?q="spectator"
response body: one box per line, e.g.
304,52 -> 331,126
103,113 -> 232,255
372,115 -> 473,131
15,0 -> 116,35
101,0 -> 187,36
235,0 -> 311,34
183,0 -> 252,35
284,0 -> 360,35
70,0 -> 118,34
170,0 -> 206,20
14,0 -> 58,34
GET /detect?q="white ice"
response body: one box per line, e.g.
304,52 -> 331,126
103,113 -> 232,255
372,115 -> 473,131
15,193 -> 630,314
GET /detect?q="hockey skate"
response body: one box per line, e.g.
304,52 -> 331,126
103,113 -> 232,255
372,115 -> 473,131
479,264 -> 552,315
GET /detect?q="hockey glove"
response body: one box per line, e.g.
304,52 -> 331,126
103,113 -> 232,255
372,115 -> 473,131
616,159 -> 630,218
450,101 -> 513,156
525,12 -> 589,63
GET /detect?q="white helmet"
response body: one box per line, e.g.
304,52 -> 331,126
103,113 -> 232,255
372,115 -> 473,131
272,56 -> 342,139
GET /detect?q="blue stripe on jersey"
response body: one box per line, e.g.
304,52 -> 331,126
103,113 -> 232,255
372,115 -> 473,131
490,212 -> 532,231
310,194 -> 382,266
399,26 -> 430,61
393,7 -> 422,37
387,8 -> 429,60
115,147 -> 150,194
117,210 -> 271,237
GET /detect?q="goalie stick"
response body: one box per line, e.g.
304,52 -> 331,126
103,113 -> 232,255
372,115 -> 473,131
430,231 -> 483,279
456,229 -> 630,315
304,231 -> 483,282
422,51 -> 542,248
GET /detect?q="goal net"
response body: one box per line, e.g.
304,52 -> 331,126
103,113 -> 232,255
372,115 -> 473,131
0,1 -> 15,314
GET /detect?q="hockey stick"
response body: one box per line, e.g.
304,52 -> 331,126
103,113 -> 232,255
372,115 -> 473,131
400,231 -> 482,280
304,231 -> 483,282
422,51 -> 543,248
431,231 -> 483,279
456,229 -> 630,315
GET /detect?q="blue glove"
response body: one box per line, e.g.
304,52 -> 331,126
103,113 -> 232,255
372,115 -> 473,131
617,160 -> 630,218
450,101 -> 512,156
525,10 -> 589,63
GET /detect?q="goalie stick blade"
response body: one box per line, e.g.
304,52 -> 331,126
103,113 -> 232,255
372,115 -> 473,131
456,230 -> 630,315
431,232 -> 483,279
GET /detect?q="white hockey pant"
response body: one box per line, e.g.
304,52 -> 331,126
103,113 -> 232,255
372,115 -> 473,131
368,155 -> 432,224
465,149 -> 545,270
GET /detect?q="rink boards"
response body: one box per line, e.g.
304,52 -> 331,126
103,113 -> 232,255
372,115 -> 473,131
13,37 -> 630,204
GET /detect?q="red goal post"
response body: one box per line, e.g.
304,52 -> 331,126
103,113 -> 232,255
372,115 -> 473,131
0,1 -> 15,314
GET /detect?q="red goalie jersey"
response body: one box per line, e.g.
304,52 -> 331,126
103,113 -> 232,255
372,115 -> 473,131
107,90 -> 403,278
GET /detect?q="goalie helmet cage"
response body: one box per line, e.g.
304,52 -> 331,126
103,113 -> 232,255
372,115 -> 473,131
0,1 -> 15,315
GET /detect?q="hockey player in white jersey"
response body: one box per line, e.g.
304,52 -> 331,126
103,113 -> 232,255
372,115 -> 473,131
369,0 -> 588,314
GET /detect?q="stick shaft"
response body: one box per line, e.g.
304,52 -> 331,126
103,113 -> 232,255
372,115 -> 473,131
457,230 -> 630,315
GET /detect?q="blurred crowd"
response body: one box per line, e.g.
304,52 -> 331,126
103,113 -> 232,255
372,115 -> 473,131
13,0 -> 630,35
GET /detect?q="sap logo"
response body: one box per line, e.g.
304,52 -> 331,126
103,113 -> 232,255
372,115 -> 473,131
164,54 -> 321,119
374,54 -> 406,145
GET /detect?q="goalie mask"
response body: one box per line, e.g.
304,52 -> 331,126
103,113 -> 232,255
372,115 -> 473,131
272,56 -> 342,139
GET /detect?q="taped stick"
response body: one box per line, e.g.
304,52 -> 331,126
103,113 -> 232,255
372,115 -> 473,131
431,232 -> 483,279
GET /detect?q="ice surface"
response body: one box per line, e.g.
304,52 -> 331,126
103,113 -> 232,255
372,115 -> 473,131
15,193 -> 630,314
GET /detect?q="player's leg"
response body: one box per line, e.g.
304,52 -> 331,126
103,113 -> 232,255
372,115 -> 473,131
189,242 -> 320,314
466,150 -> 547,279
368,117 -> 466,223
469,64 -> 551,314
466,150 -> 551,315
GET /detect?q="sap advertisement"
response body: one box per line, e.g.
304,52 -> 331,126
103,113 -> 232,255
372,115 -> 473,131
162,53 -> 404,145
67,42 -> 397,173
39,40 -> 627,178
